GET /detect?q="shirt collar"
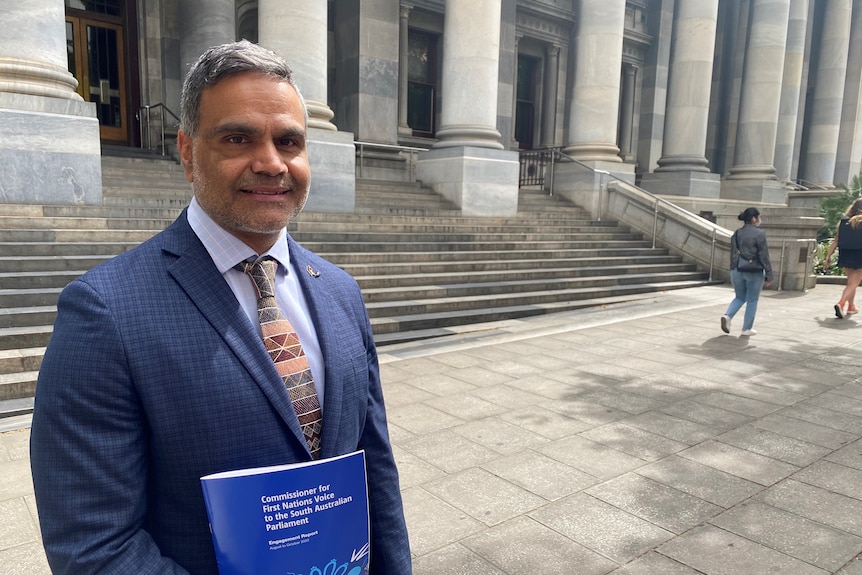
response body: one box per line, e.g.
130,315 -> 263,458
186,197 -> 290,273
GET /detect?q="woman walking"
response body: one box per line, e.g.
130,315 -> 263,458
721,207 -> 773,336
825,198 -> 862,318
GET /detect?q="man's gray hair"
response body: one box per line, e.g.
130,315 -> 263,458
180,40 -> 307,136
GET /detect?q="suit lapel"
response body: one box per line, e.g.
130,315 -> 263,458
289,237 -> 345,459
161,214 -> 310,453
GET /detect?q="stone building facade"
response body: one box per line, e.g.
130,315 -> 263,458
1,0 -> 861,219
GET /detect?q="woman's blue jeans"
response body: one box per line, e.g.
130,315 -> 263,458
725,269 -> 765,331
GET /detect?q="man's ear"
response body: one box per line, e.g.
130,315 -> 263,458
177,130 -> 194,183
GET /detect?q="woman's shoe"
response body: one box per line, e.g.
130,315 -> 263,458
847,307 -> 859,316
835,303 -> 845,319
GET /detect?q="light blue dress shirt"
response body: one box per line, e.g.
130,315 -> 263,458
187,197 -> 325,407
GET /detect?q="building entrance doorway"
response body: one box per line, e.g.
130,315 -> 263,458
65,13 -> 128,143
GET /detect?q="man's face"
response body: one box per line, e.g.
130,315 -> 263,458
178,71 -> 310,254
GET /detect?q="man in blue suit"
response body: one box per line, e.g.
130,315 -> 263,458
30,40 -> 412,574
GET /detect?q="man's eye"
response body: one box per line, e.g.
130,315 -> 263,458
226,136 -> 246,144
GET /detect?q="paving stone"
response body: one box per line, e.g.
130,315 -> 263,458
391,446 -> 446,489
622,410 -> 721,445
579,422 -> 689,461
778,403 -> 862,435
574,388 -> 664,415
759,479 -> 862,537
716,425 -> 832,467
0,541 -> 50,575
679,439 -> 799,486
586,473 -> 723,534
660,399 -> 753,430
658,524 -> 829,574
692,390 -> 784,417
710,500 -> 862,572
469,383 -> 548,409
529,493 -> 674,564
386,402 -> 465,435
463,516 -> 617,575
503,374 -> 587,401
750,412 -> 857,450
836,558 -> 862,575
412,543 -> 505,575
792,460 -> 862,500
399,429 -> 498,474
423,467 -> 546,527
541,396 -> 630,426
538,435 -> 647,480
499,405 -> 592,440
451,418 -> 549,456
401,487 -> 484,556
447,365 -> 516,388
606,551 -> 707,574
424,394 -> 509,421
481,450 -> 599,500
0,497 -> 38,551
636,456 -> 762,508
826,437 -> 862,471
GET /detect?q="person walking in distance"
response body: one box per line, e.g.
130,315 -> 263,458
825,198 -> 862,318
721,207 -> 773,336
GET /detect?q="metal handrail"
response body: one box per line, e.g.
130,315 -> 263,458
354,141 -> 428,181
137,103 -> 181,156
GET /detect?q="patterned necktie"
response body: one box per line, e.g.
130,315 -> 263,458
238,257 -> 323,459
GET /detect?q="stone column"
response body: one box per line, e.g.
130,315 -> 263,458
510,34 -> 522,147
0,0 -> 101,204
724,0 -> 792,203
259,0 -> 354,213
801,0 -> 852,187
640,0 -> 720,197
618,64 -> 637,161
541,44 -> 561,148
416,0 -> 520,216
434,0 -> 504,149
774,0 -> 809,182
179,0 -> 235,74
397,4 -> 412,137
835,0 -> 862,184
564,0 -> 625,163
259,0 -> 334,131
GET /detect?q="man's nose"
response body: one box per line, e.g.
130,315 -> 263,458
251,141 -> 287,176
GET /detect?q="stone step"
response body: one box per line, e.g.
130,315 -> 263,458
0,307 -> 57,328
0,256 -> 111,272
300,238 -> 654,253
0,288 -> 62,309
317,246 -> 669,265
0,347 -> 44,376
0,398 -> 35,421
289,230 -> 645,243
0,371 -> 37,401
337,254 -> 681,275
0,242 -> 138,257
0,271 -> 80,290
353,262 -> 696,289
0,229 -> 160,243
0,325 -> 52,351
370,279 -> 711,338
362,271 -> 707,307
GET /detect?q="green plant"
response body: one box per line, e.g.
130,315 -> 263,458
813,240 -> 842,275
818,174 -> 862,241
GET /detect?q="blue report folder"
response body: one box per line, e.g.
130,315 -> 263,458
201,450 -> 370,575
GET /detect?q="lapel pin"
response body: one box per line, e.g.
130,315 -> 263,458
306,265 -> 320,278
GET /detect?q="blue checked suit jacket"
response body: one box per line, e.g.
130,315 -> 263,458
30,210 -> 412,575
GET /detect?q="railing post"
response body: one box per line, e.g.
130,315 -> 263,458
709,227 -> 716,282
548,149 -> 556,196
652,198 -> 659,249
358,143 -> 364,179
160,106 -> 166,156
778,240 -> 787,291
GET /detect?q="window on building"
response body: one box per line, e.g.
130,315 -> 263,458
407,29 -> 439,138
515,55 -> 539,150
65,0 -> 122,17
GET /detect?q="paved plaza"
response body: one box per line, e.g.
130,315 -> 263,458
2,283 -> 862,574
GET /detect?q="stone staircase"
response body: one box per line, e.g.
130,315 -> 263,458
0,154 -> 712,421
